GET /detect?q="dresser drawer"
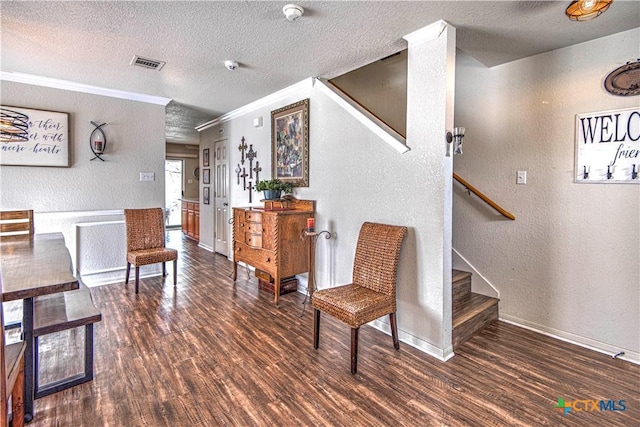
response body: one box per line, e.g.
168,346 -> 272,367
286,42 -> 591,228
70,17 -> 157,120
245,232 -> 262,248
244,211 -> 262,223
234,242 -> 276,272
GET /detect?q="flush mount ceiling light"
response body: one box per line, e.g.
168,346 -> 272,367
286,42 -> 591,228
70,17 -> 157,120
283,4 -> 304,21
566,0 -> 613,21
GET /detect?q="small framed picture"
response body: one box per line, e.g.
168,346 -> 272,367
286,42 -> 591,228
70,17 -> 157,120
203,186 -> 210,205
203,168 -> 210,184
203,148 -> 210,167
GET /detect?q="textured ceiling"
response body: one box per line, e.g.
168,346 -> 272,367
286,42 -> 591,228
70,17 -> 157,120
1,1 -> 639,144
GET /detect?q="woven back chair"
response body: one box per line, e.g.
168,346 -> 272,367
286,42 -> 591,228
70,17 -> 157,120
312,222 -> 408,374
124,208 -> 178,294
0,210 -> 34,242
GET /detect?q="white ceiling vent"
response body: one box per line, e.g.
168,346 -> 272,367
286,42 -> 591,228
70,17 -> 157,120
130,55 -> 166,71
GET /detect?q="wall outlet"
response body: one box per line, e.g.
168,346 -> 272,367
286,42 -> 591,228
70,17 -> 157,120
140,172 -> 155,182
517,171 -> 527,185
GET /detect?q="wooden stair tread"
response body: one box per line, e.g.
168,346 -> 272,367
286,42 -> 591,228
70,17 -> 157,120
452,269 -> 472,282
453,292 -> 499,329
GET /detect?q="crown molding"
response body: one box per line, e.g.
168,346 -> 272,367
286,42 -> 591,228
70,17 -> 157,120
0,71 -> 171,106
196,77 -> 314,131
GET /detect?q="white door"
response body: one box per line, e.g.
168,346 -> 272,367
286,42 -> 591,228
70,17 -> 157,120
214,139 -> 229,256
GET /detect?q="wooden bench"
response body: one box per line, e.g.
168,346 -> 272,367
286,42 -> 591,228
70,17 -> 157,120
33,281 -> 101,399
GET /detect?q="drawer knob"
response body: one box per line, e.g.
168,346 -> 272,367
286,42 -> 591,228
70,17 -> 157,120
266,257 -> 270,263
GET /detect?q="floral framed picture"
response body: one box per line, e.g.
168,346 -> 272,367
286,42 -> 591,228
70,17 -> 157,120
271,98 -> 309,187
203,168 -> 210,184
203,186 -> 210,205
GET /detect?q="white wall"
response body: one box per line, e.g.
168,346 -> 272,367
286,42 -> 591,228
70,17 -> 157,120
0,81 -> 166,211
200,22 -> 457,359
454,28 -> 640,362
0,81 -> 167,284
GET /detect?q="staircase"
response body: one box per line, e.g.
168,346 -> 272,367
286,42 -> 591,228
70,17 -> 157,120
452,270 -> 499,349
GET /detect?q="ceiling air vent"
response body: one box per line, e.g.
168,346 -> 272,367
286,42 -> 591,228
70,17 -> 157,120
130,55 -> 166,71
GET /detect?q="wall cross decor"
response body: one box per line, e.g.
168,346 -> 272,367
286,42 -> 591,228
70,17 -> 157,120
238,137 -> 248,164
246,144 -> 257,178
237,137 -> 259,201
253,161 -> 262,183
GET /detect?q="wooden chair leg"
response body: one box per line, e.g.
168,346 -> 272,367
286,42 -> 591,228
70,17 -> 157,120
125,262 -> 131,284
313,309 -> 320,349
390,312 -> 400,350
351,327 -> 359,375
162,262 -> 167,277
173,259 -> 177,286
135,267 -> 140,294
11,356 -> 25,427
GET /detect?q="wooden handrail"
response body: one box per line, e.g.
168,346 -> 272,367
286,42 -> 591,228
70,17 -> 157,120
453,173 -> 516,220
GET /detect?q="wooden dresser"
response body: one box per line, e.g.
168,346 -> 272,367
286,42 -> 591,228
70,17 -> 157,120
181,199 -> 199,242
232,198 -> 314,305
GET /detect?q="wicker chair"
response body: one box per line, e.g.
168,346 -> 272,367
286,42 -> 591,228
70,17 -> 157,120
312,222 -> 408,374
124,208 -> 178,294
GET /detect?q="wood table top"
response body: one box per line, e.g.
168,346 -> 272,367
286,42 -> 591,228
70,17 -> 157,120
1,233 -> 79,302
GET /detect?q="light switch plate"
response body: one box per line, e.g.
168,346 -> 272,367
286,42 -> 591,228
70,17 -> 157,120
517,171 -> 527,185
140,172 -> 155,182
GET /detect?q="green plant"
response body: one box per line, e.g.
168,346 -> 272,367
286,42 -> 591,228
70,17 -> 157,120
255,179 -> 293,194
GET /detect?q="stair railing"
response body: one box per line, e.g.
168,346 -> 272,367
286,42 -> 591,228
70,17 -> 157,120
453,173 -> 515,220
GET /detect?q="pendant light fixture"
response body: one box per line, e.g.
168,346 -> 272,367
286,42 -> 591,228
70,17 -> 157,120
566,0 -> 613,21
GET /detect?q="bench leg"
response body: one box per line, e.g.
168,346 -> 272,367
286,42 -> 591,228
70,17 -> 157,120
12,354 -> 25,427
34,324 -> 95,399
135,267 -> 140,294
125,262 -> 131,284
162,262 -> 167,277
84,324 -> 94,381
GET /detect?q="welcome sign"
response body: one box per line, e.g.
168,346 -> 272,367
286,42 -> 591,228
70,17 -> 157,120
0,106 -> 70,167
575,107 -> 640,183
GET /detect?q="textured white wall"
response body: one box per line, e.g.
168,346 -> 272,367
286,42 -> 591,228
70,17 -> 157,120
0,81 -> 167,285
200,23 -> 456,358
454,28 -> 640,362
0,81 -> 166,212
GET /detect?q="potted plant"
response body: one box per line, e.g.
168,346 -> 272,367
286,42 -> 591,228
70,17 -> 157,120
255,179 -> 293,200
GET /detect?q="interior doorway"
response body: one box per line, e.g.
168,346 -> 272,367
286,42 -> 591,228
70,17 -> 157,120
165,159 -> 183,228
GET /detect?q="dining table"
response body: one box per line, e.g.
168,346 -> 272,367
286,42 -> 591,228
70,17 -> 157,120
1,233 -> 79,422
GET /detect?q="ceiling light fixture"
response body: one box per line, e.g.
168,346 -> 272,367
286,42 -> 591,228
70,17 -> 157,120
566,0 -> 613,21
224,60 -> 238,71
283,4 -> 304,21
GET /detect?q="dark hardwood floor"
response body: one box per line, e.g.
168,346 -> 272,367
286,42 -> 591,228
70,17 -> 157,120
27,231 -> 639,426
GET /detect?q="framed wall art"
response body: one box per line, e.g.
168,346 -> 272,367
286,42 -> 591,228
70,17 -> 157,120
203,148 -> 210,167
203,168 -> 210,184
0,105 -> 70,167
203,186 -> 210,204
271,98 -> 309,187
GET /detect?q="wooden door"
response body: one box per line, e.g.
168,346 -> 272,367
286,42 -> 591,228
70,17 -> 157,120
214,139 -> 229,256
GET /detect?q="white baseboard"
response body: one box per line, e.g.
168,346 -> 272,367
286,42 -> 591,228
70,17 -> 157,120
500,315 -> 639,365
369,318 -> 454,362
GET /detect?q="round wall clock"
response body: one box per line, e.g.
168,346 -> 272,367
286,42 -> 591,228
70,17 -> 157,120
604,60 -> 640,97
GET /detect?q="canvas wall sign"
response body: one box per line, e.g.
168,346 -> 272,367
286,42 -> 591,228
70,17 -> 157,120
0,105 -> 70,167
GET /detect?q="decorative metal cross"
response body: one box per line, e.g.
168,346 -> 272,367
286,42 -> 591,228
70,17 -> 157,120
246,144 -> 257,178
247,181 -> 254,203
240,167 -> 248,190
235,164 -> 241,185
253,161 -> 262,183
238,137 -> 248,165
